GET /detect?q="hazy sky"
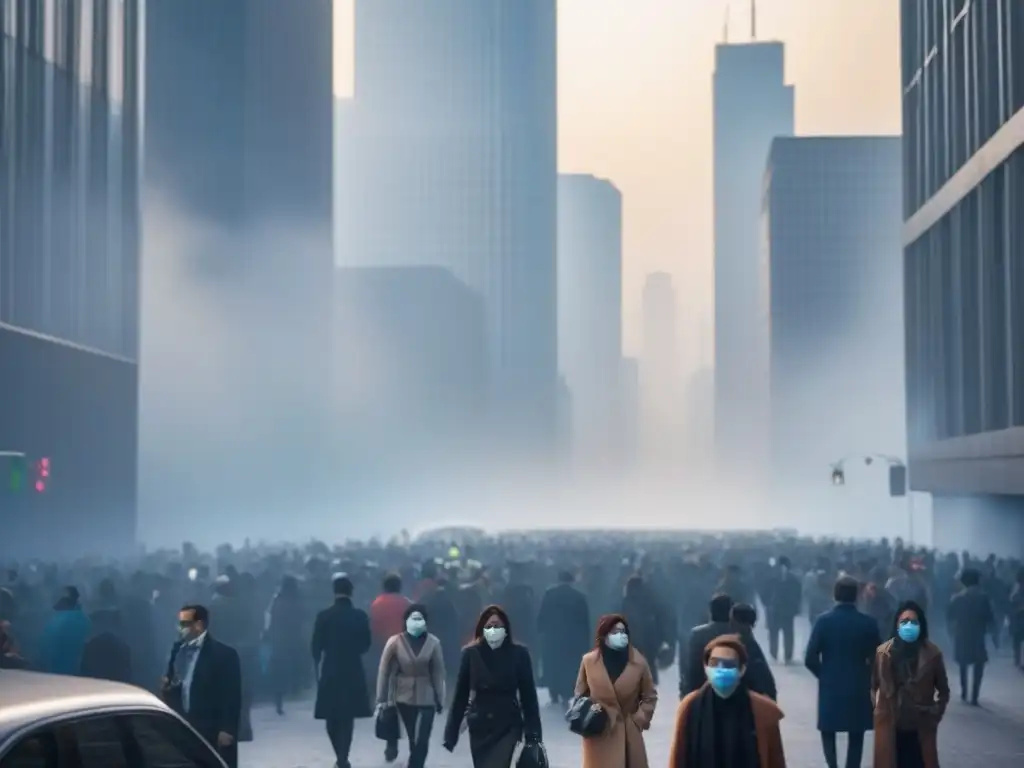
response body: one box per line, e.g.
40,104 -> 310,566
332,0 -> 901,370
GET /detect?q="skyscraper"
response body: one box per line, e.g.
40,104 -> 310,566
340,0 -> 559,454
713,41 -> 794,469
332,266 -> 487,509
558,174 -> 623,463
641,272 -> 678,462
1,0 -> 142,554
146,0 -> 333,234
901,1 -> 1024,556
762,136 -> 903,485
142,0 -> 335,529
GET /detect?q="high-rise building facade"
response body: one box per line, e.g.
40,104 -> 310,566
141,0 -> 335,532
332,266 -> 487,513
1,0 -> 141,356
557,174 -> 623,463
641,272 -> 678,462
762,136 -> 903,485
1,0 -> 142,554
340,0 -> 559,453
713,42 -> 794,469
901,1 -> 1024,556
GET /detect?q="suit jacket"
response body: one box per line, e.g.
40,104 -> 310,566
679,620 -> 776,700
165,635 -> 242,745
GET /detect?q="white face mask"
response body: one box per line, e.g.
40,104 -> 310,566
482,626 -> 506,647
406,615 -> 427,637
606,631 -> 628,651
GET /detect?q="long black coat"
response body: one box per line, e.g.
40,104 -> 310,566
947,586 -> 995,665
311,597 -> 372,721
537,583 -> 590,700
804,602 -> 881,733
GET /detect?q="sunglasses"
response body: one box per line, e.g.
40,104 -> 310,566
706,657 -> 740,670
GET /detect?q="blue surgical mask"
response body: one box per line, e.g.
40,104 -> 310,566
606,631 -> 628,651
706,666 -> 741,698
897,621 -> 920,643
406,616 -> 426,637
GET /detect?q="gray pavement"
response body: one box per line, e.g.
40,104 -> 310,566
242,653 -> 1024,767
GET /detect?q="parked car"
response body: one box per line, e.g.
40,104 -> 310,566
0,670 -> 225,767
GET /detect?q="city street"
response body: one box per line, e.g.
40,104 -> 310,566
243,639 -> 1024,767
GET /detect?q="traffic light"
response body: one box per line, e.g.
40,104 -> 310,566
8,455 -> 26,491
889,464 -> 907,497
34,457 -> 50,493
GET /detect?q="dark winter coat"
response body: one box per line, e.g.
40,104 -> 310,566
804,602 -> 881,733
311,597 -> 373,721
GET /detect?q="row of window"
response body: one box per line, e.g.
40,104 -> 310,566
904,146 -> 1024,444
2,0 -> 127,100
901,0 -> 1024,217
0,16 -> 140,358
1,710 -> 219,768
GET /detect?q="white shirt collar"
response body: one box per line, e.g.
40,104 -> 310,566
188,630 -> 208,649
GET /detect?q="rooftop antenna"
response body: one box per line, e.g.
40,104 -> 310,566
750,0 -> 757,40
723,4 -> 730,43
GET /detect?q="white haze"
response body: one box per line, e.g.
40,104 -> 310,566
138,165 -> 927,549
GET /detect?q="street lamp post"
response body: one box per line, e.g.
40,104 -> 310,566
829,453 -> 913,543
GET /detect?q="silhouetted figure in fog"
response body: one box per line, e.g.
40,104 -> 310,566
764,556 -> 801,664
266,575 -> 306,715
620,575 -> 666,685
537,570 -> 590,705
81,604 -> 133,683
681,593 -> 775,700
313,576 -> 372,768
39,586 -> 90,675
946,567 -> 996,705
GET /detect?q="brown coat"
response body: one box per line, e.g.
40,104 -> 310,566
668,684 -> 786,768
870,638 -> 949,768
574,647 -> 658,768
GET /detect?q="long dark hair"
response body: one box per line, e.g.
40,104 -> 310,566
473,604 -> 513,642
594,613 -> 630,648
891,599 -> 929,642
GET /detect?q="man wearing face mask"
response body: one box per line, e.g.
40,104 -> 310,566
162,605 -> 243,768
668,635 -> 786,768
375,604 -> 447,768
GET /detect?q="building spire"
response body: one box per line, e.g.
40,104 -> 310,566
750,0 -> 757,40
723,4 -> 730,43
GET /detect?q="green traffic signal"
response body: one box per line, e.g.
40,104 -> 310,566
8,456 -> 26,491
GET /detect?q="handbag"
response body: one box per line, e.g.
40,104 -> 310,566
565,695 -> 609,737
375,704 -> 400,742
516,739 -> 549,768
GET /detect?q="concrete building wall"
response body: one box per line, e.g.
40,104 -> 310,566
901,0 -> 1024,555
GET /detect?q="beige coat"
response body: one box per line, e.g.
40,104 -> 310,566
376,633 -> 446,708
574,647 -> 657,768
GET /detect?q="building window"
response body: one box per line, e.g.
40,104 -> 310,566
1010,148 -> 1024,425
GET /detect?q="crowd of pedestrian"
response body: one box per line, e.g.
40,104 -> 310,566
0,529 -> 1021,768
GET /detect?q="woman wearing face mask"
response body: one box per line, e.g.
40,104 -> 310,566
375,604 -> 447,768
443,605 -> 543,768
573,614 -> 657,768
871,600 -> 949,768
668,634 -> 786,767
